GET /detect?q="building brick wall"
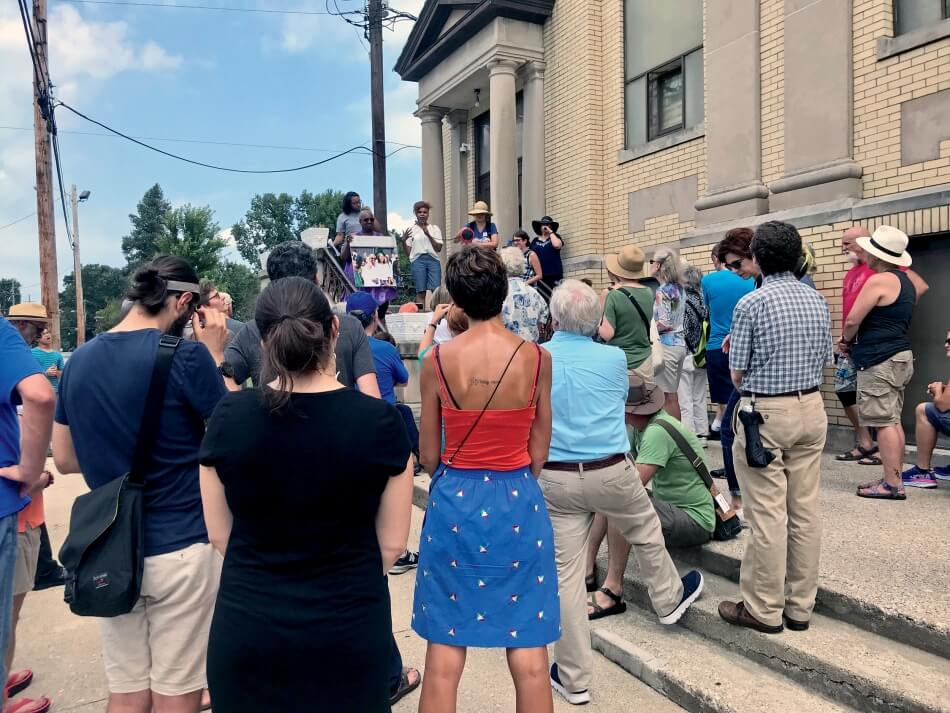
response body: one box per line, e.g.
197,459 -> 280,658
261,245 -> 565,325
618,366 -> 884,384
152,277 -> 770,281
854,0 -> 950,198
760,0 -> 785,185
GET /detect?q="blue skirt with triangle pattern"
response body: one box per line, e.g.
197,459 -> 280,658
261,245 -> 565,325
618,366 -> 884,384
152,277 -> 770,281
411,465 -> 561,648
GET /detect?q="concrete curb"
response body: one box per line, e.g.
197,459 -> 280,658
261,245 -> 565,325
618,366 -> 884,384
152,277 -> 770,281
670,545 -> 950,660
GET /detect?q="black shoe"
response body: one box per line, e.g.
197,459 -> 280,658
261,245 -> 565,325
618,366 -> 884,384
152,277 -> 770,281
783,614 -> 810,631
33,566 -> 67,591
710,468 -> 726,480
389,551 -> 419,575
708,429 -> 722,442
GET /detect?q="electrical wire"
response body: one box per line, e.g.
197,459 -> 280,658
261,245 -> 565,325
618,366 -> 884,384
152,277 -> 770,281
51,0 -> 362,16
0,212 -> 37,232
51,130 -> 75,247
55,100 -> 385,173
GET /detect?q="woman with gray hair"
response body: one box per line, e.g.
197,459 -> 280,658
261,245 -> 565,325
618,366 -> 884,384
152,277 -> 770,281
678,264 -> 710,445
500,246 -> 549,342
648,247 -> 687,419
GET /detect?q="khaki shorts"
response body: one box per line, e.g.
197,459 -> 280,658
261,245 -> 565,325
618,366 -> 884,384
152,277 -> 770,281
857,350 -> 914,427
655,344 -> 687,394
99,542 -> 221,696
630,357 -> 654,383
13,525 -> 41,596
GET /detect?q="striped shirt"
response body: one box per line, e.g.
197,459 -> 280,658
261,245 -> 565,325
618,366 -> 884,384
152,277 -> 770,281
31,347 -> 64,392
729,272 -> 833,395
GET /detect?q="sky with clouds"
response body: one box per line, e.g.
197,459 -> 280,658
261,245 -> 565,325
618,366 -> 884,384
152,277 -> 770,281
0,0 -> 424,296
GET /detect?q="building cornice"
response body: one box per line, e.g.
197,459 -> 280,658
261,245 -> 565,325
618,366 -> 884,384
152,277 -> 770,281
394,0 -> 555,82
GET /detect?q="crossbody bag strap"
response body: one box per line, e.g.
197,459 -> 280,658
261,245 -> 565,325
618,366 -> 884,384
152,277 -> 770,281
128,334 -> 181,486
618,288 -> 653,343
652,418 -> 735,517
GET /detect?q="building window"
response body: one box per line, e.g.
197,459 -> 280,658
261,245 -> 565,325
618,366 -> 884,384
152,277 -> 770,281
894,0 -> 950,35
624,0 -> 703,148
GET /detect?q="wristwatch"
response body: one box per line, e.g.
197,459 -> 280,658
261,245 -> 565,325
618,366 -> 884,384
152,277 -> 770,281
218,361 -> 235,380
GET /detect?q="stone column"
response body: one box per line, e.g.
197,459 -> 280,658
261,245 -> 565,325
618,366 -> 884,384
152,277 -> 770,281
694,0 -> 768,225
488,58 -> 520,238
416,107 -> 447,234
447,110 -> 469,254
770,0 -> 861,210
521,61 -> 546,226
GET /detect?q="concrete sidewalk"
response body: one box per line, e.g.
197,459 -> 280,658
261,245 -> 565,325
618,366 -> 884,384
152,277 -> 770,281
15,465 -> 683,712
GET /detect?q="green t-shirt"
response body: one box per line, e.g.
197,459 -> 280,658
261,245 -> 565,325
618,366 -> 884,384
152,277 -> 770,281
604,286 -> 653,370
630,411 -> 715,533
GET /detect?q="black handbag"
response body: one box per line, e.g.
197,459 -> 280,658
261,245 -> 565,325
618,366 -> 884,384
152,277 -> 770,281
653,419 -> 742,541
59,335 -> 181,617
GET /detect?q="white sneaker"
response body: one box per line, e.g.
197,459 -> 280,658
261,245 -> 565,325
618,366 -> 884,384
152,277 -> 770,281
698,435 -> 708,449
550,664 -> 591,705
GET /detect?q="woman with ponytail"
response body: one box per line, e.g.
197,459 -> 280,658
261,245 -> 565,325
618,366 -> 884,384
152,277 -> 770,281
198,276 -> 413,712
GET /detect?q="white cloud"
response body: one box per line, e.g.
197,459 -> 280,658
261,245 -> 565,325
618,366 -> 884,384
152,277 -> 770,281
387,211 -> 413,232
141,41 -> 183,71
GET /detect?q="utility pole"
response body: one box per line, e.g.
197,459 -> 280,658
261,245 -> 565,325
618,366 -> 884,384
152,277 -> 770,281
368,0 -> 388,233
69,185 -> 86,346
31,0 -> 61,348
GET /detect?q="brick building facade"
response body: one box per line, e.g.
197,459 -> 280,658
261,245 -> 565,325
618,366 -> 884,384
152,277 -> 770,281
396,0 -> 950,430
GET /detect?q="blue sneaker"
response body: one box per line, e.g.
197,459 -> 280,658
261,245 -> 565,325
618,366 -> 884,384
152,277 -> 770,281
901,465 -> 937,489
658,570 -> 704,625
550,663 -> 591,705
934,464 -> 950,481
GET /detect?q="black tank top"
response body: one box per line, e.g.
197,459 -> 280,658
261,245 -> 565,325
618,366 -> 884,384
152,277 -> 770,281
852,269 -> 915,370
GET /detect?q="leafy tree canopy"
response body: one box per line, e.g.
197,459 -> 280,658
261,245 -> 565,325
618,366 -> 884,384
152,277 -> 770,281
0,278 -> 21,315
60,264 -> 127,350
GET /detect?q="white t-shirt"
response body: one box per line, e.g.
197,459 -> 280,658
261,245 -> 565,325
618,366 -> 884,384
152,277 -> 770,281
406,223 -> 444,261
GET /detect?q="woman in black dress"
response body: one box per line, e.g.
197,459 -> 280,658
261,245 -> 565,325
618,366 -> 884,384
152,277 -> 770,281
199,277 -> 413,712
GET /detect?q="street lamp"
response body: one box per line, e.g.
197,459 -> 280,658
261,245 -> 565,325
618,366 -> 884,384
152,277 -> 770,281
70,186 -> 90,346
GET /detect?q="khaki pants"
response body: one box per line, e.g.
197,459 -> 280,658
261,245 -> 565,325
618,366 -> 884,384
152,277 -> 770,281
733,392 -> 826,627
539,459 -> 683,692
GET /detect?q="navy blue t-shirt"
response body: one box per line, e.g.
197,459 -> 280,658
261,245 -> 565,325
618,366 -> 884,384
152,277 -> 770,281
55,329 -> 226,556
368,337 -> 409,405
0,318 -> 39,519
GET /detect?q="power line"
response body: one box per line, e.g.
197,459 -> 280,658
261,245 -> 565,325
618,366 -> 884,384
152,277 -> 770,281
56,100 -> 384,173
0,212 -> 37,232
50,0 -> 362,16
0,125 -> 419,153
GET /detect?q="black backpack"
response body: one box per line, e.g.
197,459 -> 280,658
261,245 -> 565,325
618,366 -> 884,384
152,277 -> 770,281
59,335 -> 180,617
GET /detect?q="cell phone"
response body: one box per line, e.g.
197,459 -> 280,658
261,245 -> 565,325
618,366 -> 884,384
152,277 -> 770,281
415,302 -> 425,310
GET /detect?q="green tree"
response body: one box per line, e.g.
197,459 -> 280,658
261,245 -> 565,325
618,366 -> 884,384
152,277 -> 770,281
59,264 -> 128,350
95,297 -> 125,334
0,278 -> 21,314
231,193 -> 297,265
209,261 -> 260,322
121,184 -> 172,268
294,189 -> 344,232
231,189 -> 344,264
156,204 -> 226,276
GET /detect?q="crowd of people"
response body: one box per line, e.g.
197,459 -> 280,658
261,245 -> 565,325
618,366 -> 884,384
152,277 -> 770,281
0,203 -> 946,712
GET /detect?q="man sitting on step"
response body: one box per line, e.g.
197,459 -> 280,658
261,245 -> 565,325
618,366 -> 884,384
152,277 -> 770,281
587,375 -> 715,622
900,329 -> 950,487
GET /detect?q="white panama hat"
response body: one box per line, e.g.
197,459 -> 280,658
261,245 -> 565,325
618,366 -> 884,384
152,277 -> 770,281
857,225 -> 912,267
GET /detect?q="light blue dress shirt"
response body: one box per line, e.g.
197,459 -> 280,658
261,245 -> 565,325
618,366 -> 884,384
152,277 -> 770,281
543,331 -> 630,462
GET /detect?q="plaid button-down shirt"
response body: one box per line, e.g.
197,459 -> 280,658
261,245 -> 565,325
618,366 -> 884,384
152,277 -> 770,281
729,272 -> 833,395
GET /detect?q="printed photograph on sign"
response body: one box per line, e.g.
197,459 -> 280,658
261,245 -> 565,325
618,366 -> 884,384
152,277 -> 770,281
350,236 -> 397,289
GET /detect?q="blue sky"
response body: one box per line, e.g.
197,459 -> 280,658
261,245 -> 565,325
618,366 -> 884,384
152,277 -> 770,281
0,0 -> 424,296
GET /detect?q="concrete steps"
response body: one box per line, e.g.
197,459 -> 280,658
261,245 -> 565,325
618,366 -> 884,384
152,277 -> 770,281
590,607 -> 854,713
603,562 -> 950,713
411,477 -> 950,713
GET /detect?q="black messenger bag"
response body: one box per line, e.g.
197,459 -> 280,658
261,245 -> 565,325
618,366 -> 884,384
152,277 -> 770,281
59,334 -> 180,617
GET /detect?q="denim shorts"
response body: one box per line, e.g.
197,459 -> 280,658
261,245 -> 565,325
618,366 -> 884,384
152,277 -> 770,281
925,402 -> 950,436
410,254 -> 441,292
0,512 -> 20,689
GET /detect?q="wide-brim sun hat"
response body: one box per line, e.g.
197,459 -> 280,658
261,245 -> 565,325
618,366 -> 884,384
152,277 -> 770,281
604,245 -> 647,280
467,200 -> 493,217
625,372 -> 665,415
531,216 -> 560,235
857,225 -> 912,267
6,302 -> 49,323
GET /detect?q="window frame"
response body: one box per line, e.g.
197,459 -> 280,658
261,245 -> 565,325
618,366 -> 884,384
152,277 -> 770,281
646,57 -> 686,141
892,0 -> 950,35
624,43 -> 702,149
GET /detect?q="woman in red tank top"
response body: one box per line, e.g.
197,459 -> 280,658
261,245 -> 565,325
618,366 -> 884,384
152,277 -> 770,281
412,248 -> 558,713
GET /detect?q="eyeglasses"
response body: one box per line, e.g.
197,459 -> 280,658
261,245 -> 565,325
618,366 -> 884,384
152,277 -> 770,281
724,259 -> 743,271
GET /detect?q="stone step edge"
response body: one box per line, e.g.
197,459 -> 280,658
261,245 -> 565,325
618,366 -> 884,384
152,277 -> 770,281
670,544 -> 950,661
590,618 -> 854,713
599,561 -> 949,713
411,479 -> 948,660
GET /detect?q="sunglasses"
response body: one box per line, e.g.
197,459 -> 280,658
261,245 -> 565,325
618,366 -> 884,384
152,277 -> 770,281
724,259 -> 744,271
